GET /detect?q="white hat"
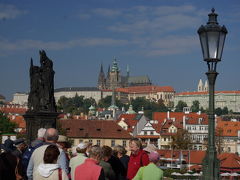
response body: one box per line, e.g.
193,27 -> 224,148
77,142 -> 87,149
143,144 -> 157,153
58,135 -> 67,142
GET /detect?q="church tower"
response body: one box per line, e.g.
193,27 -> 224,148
97,64 -> 106,89
198,79 -> 203,92
204,80 -> 208,92
109,57 -> 121,90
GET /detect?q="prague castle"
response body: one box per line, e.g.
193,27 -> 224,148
98,58 -> 152,90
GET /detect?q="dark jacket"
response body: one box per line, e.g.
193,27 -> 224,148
0,151 -> 18,180
99,160 -> 116,180
108,155 -> 125,180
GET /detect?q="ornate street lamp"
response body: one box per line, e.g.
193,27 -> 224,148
198,8 -> 227,180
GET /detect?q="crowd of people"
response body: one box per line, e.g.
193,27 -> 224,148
0,128 -> 163,180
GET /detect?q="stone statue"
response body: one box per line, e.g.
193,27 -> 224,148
28,50 -> 56,112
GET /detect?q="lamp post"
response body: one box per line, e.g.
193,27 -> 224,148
198,8 -> 227,180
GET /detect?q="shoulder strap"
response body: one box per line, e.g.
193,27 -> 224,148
58,168 -> 62,180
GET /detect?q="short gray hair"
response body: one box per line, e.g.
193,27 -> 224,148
38,128 -> 47,138
44,128 -> 59,141
89,145 -> 103,159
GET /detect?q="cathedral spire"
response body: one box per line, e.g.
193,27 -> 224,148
111,57 -> 119,72
198,79 -> 203,92
127,64 -> 130,77
97,63 -> 106,89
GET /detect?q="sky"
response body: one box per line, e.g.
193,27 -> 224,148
0,0 -> 240,101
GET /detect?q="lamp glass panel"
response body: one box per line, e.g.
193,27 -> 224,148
217,32 -> 226,60
207,31 -> 219,59
199,32 -> 208,59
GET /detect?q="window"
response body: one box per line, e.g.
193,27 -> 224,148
227,147 -> 231,152
144,131 -> 147,135
89,139 -> 92,143
122,140 -> 126,147
150,131 -> 154,135
97,140 -> 101,146
79,139 -> 83,143
111,140 -> 115,147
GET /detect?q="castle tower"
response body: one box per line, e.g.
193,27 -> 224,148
198,79 -> 203,92
97,64 -> 106,89
204,80 -> 209,92
109,57 -> 121,90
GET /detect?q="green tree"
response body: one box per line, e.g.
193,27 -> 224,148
98,96 -> 111,108
215,107 -> 222,116
222,107 -> 229,115
171,129 -> 191,150
200,107 -> 206,113
57,95 -> 96,115
0,112 -> 16,134
175,101 -> 187,112
130,97 -> 169,119
191,100 -> 200,112
83,97 -> 96,114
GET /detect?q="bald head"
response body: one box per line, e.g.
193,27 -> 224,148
44,128 -> 59,143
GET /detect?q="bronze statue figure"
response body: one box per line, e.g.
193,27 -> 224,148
28,50 -> 56,112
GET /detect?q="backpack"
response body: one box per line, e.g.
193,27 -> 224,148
22,143 -> 43,171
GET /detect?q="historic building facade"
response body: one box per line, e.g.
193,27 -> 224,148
174,79 -> 240,112
97,58 -> 152,90
116,85 -> 175,107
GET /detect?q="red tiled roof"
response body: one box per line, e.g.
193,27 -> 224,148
176,91 -> 240,96
116,85 -> 175,94
60,119 -> 133,139
157,150 -> 240,170
216,121 -> 240,137
117,114 -> 138,133
157,150 -> 205,164
219,153 -> 240,169
184,113 -> 208,125
153,112 -> 209,126
0,106 -> 27,115
8,115 -> 26,128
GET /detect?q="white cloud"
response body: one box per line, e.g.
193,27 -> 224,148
92,8 -> 122,17
78,13 -> 91,20
145,35 -> 199,56
108,5 -> 204,35
0,3 -> 26,20
0,37 -> 129,53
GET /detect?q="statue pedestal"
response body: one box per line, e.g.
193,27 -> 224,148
23,111 -> 59,144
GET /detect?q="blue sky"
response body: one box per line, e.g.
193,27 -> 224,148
0,0 -> 240,101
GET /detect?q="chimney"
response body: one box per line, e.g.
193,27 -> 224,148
167,111 -> 170,119
183,115 -> 186,129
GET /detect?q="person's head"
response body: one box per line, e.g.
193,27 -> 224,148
57,135 -> 69,150
102,145 -> 112,161
88,145 -> 103,163
43,145 -> 60,164
148,151 -> 160,164
129,138 -> 142,155
14,138 -> 26,151
85,141 -> 93,156
44,128 -> 59,143
37,128 -> 46,140
113,145 -> 127,158
76,142 -> 88,154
